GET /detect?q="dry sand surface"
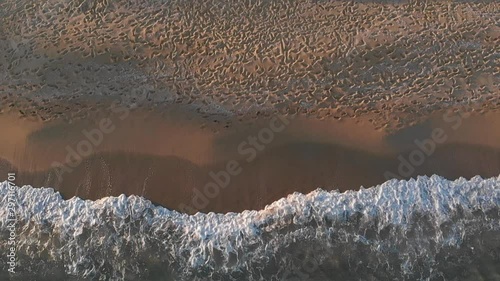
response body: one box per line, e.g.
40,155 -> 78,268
0,0 -> 499,212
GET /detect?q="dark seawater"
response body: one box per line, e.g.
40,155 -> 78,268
1,175 -> 499,281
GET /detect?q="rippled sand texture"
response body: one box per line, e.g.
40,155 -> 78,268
0,0 -> 498,130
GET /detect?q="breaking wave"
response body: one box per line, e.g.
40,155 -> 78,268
1,175 -> 500,280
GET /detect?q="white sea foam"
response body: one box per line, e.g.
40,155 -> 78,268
1,175 -> 499,280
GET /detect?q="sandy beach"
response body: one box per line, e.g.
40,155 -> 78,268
1,1 -> 500,280
0,0 -> 498,213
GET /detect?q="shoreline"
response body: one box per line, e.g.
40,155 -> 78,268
1,105 -> 500,213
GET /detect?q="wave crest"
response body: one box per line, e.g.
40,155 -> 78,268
1,175 -> 500,280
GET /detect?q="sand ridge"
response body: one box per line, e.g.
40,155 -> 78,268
0,0 -> 498,131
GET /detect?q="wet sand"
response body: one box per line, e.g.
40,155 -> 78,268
1,106 -> 500,213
